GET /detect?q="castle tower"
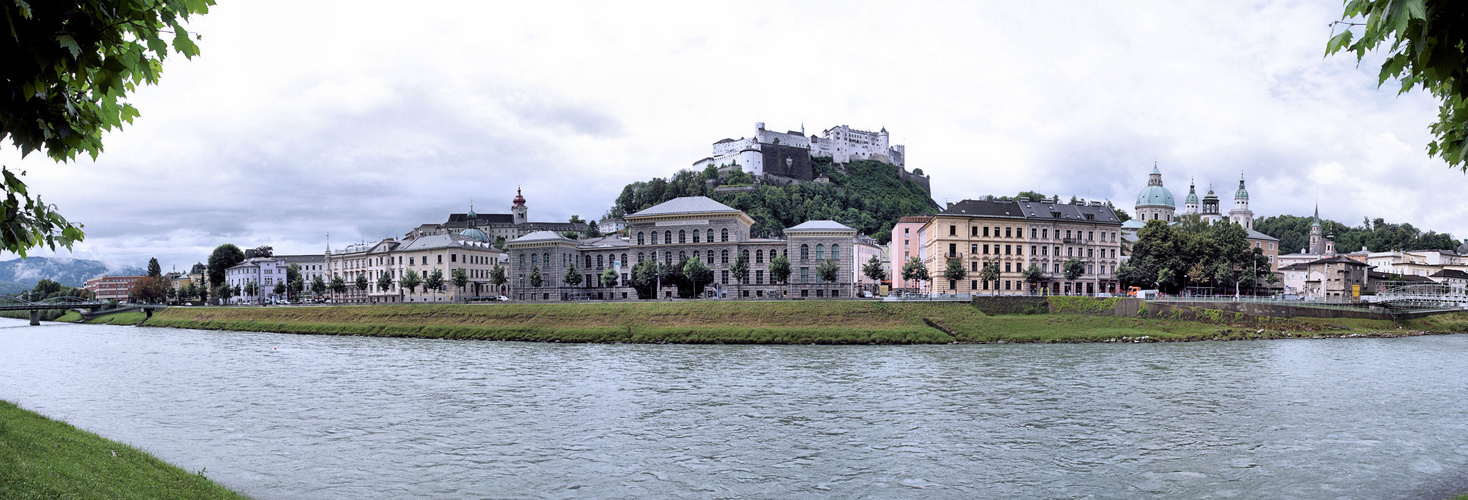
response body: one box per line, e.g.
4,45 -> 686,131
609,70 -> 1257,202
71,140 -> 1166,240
1229,173 -> 1254,230
1134,163 -> 1177,222
1185,178 -> 1199,215
878,126 -> 890,151
1200,185 -> 1222,224
512,187 -> 528,225
1308,204 -> 1324,254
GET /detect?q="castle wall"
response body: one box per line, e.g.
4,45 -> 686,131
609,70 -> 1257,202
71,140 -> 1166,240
760,143 -> 814,181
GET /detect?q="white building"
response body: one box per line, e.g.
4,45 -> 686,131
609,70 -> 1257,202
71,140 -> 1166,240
694,122 -> 906,176
224,257 -> 289,304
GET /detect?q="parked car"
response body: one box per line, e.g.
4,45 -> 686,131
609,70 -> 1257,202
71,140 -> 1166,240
496,295 -> 510,301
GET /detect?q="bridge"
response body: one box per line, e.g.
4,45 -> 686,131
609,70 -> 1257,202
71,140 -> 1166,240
1374,283 -> 1468,310
0,296 -> 109,325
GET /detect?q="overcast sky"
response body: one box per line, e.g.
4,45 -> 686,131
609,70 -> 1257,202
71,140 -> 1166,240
3,0 -> 1463,271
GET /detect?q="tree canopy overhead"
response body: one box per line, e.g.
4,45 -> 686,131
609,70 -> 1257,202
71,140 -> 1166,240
1,0 -> 214,256
1328,0 -> 1468,171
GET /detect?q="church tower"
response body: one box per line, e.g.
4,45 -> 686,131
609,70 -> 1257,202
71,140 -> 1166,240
1134,164 -> 1177,222
1229,173 -> 1254,230
1308,204 -> 1323,254
1184,178 -> 1199,215
1200,185 -> 1222,224
511,187 -> 528,225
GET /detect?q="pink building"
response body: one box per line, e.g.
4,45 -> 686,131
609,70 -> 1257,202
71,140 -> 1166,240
890,215 -> 931,293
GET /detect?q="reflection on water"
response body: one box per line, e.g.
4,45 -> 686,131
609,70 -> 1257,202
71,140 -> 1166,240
2,319 -> 1467,499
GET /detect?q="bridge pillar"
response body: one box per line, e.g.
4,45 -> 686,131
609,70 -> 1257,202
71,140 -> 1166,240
29,309 -> 39,326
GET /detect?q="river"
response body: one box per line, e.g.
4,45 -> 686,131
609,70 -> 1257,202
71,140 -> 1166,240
2,318 -> 1467,498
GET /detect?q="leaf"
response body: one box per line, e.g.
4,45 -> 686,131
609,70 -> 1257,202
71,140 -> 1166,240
56,34 -> 81,59
1326,29 -> 1354,56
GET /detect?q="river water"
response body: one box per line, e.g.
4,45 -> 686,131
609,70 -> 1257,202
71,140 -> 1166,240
2,319 -> 1467,499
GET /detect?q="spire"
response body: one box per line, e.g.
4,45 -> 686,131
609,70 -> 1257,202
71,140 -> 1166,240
512,187 -> 526,208
467,200 -> 476,219
1312,203 -> 1320,227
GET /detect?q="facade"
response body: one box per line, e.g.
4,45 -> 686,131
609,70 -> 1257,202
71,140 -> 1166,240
505,196 -> 865,301
224,257 -> 288,304
693,122 -> 929,193
1282,256 -> 1369,300
1229,174 -> 1254,229
279,254 -> 326,291
83,276 -> 144,301
853,234 -> 883,292
406,189 -> 587,244
325,233 -> 507,304
921,197 -> 1123,296
890,215 -> 931,292
1429,269 -> 1468,294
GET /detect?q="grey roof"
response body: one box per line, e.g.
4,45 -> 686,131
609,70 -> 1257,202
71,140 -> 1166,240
1307,256 -> 1369,267
940,199 -> 1023,218
399,233 -> 498,252
278,254 -> 324,263
785,220 -> 856,232
1245,229 -> 1278,241
509,230 -> 574,244
1430,269 -> 1468,280
629,196 -> 741,218
1018,200 -> 1123,225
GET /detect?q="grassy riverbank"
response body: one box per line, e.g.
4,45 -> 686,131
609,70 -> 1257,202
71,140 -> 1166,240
129,302 -> 1468,344
0,400 -> 246,499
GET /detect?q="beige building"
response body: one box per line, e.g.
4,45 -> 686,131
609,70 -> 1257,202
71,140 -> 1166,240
1279,256 -> 1369,301
326,233 -> 507,304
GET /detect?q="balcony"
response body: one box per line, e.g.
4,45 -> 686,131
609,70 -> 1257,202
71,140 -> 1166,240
1062,238 -> 1078,244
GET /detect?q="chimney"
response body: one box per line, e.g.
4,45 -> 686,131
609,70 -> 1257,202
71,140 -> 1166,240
946,202 -> 955,210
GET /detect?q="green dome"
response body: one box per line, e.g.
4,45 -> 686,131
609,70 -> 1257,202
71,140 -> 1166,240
1185,181 -> 1198,204
1234,175 -> 1249,200
1136,185 -> 1175,208
460,228 -> 490,243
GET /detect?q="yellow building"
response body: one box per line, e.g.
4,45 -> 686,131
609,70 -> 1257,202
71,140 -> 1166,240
922,198 -> 1125,295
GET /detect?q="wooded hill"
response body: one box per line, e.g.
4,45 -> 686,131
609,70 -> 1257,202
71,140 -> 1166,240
1254,215 -> 1464,254
605,158 -> 937,244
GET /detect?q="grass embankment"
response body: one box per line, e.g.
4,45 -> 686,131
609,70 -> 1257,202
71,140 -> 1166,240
142,302 -> 1468,344
54,311 -> 82,322
86,312 -> 149,326
0,400 -> 246,500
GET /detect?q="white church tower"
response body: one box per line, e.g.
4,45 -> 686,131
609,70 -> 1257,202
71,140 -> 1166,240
511,187 -> 528,225
1229,172 -> 1254,230
1184,178 -> 1199,215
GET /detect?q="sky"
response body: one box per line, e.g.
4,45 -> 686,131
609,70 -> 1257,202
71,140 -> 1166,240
3,0 -> 1464,271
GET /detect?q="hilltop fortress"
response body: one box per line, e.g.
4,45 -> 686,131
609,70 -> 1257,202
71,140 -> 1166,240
694,122 -> 930,194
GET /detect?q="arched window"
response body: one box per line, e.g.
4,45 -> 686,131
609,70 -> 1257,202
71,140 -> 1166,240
544,254 -> 550,267
585,255 -> 592,268
756,250 -> 764,263
651,232 -> 658,244
597,255 -> 604,268
707,229 -> 714,242
638,232 -> 644,245
638,252 -> 645,263
831,244 -> 840,260
801,244 -> 809,259
665,231 -> 672,244
679,251 -> 686,261
742,250 -> 749,262
816,244 -> 825,259
519,254 -> 526,266
721,228 -> 729,242
665,253 -> 672,265
679,230 -> 686,243
707,250 -> 714,263
693,231 -> 700,243
531,254 -> 538,267
620,253 -> 627,266
721,250 -> 729,264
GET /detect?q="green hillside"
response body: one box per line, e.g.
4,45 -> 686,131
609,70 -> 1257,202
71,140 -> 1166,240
606,158 -> 936,243
1254,215 -> 1462,254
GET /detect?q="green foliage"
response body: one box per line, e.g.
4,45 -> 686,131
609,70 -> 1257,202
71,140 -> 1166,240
243,280 -> 258,298
978,259 -> 999,291
206,244 -> 244,290
311,275 -> 327,296
490,264 -> 507,288
610,160 -> 934,243
332,275 -> 348,294
451,268 -> 468,291
1022,264 -> 1045,284
1120,219 -> 1259,294
601,267 -> 619,287
730,251 -> 750,285
942,257 -> 967,282
628,259 -> 660,299
683,256 -> 713,295
862,254 -> 887,282
1064,258 -> 1086,281
817,259 -> 840,283
354,274 -> 368,292
901,256 -> 929,284
146,258 -> 161,278
1328,0 -> 1468,171
271,281 -> 285,297
1255,214 -> 1460,254
493,236 -> 506,249
563,263 -> 582,287
425,268 -> 444,294
401,269 -> 423,293
285,263 -> 300,289
0,400 -> 247,499
584,220 -> 601,238
528,266 -> 543,288
769,254 -> 791,284
1048,296 -> 1124,314
376,273 -> 391,292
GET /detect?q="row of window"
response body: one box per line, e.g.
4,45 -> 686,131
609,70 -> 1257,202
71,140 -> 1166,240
946,225 -> 1121,243
637,228 -> 730,245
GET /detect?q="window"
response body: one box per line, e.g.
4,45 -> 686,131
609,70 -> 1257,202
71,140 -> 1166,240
756,250 -> 764,263
1043,228 -> 1049,239
721,250 -> 729,264
437,255 -> 442,264
451,254 -> 457,263
651,232 -> 658,244
707,229 -> 714,242
638,232 -> 645,245
1006,227 -> 1012,238
722,270 -> 729,284
1005,245 -> 1011,255
756,270 -> 764,284
1004,262 -> 1011,272
983,244 -> 989,255
816,244 -> 825,259
971,227 -> 978,236
707,250 -> 713,263
597,255 -> 604,268
665,231 -> 672,244
693,230 -> 700,243
409,257 -> 415,266
801,268 -> 809,283
949,279 -> 956,290
1089,231 -> 1094,241
530,255 -> 537,267
1032,245 -> 1038,255
950,243 -> 957,257
904,227 -> 909,234
722,228 -> 729,242
801,245 -> 809,259
971,280 -> 977,290
679,230 -> 686,243
971,262 -> 978,272
1015,245 -> 1021,256
585,255 -> 592,268
621,253 -> 627,266
983,226 -> 989,237
950,225 -> 956,236
831,245 -> 839,260
1031,228 -> 1037,239
679,251 -> 686,261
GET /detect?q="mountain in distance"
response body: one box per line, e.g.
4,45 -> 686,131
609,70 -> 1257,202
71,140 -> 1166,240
0,257 -> 146,294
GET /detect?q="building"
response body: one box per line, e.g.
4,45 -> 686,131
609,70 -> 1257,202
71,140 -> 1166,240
692,122 -> 929,193
406,189 -> 587,244
224,257 -> 289,304
890,215 -> 931,292
1429,269 -> 1468,294
325,233 -> 507,304
505,196 -> 866,301
853,234 -> 883,292
1134,164 -> 1176,223
1279,256 -> 1369,300
279,254 -> 326,291
1228,174 -> 1255,229
83,276 -> 144,301
921,197 -> 1124,296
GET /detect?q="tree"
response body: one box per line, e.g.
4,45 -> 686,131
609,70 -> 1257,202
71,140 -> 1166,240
376,273 -> 392,293
564,263 -> 583,287
978,259 -> 999,295
489,264 -> 507,294
529,266 -> 543,288
207,244 -> 245,291
942,257 -> 966,286
601,267 -> 619,288
272,281 -> 286,298
231,284 -> 239,298
862,255 -> 887,283
243,281 -> 258,302
0,1 -> 213,257
1064,258 -> 1086,282
401,269 -> 423,294
569,215 -> 585,224
253,245 -> 274,258
425,268 -> 444,300
166,285 -> 178,303
684,256 -> 714,297
629,259 -> 661,299
769,254 -> 792,285
215,283 -> 232,303
198,282 -> 209,303
900,256 -> 929,289
331,275 -> 348,295
1023,264 -> 1045,294
127,276 -> 167,303
493,236 -> 506,249
731,251 -> 750,295
285,263 -> 301,298
1328,0 -> 1468,171
147,257 -> 161,278
451,268 -> 468,294
356,274 -> 369,293
310,275 -> 327,298
584,220 -> 601,238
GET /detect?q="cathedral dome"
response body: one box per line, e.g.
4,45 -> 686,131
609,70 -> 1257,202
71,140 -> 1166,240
459,228 -> 490,243
1185,181 -> 1199,204
1136,185 -> 1175,208
1234,175 -> 1249,200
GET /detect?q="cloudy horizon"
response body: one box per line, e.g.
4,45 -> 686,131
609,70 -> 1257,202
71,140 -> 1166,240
2,0 -> 1463,270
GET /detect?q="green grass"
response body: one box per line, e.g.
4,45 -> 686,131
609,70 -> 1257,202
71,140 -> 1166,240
86,312 -> 148,326
134,301 -> 1458,345
54,311 -> 82,322
0,400 -> 247,500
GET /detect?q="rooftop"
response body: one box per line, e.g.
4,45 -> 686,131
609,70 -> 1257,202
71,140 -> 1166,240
628,196 -> 742,218
785,220 -> 856,232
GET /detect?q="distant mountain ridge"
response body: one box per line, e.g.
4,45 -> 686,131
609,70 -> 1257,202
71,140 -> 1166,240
0,257 -> 146,291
